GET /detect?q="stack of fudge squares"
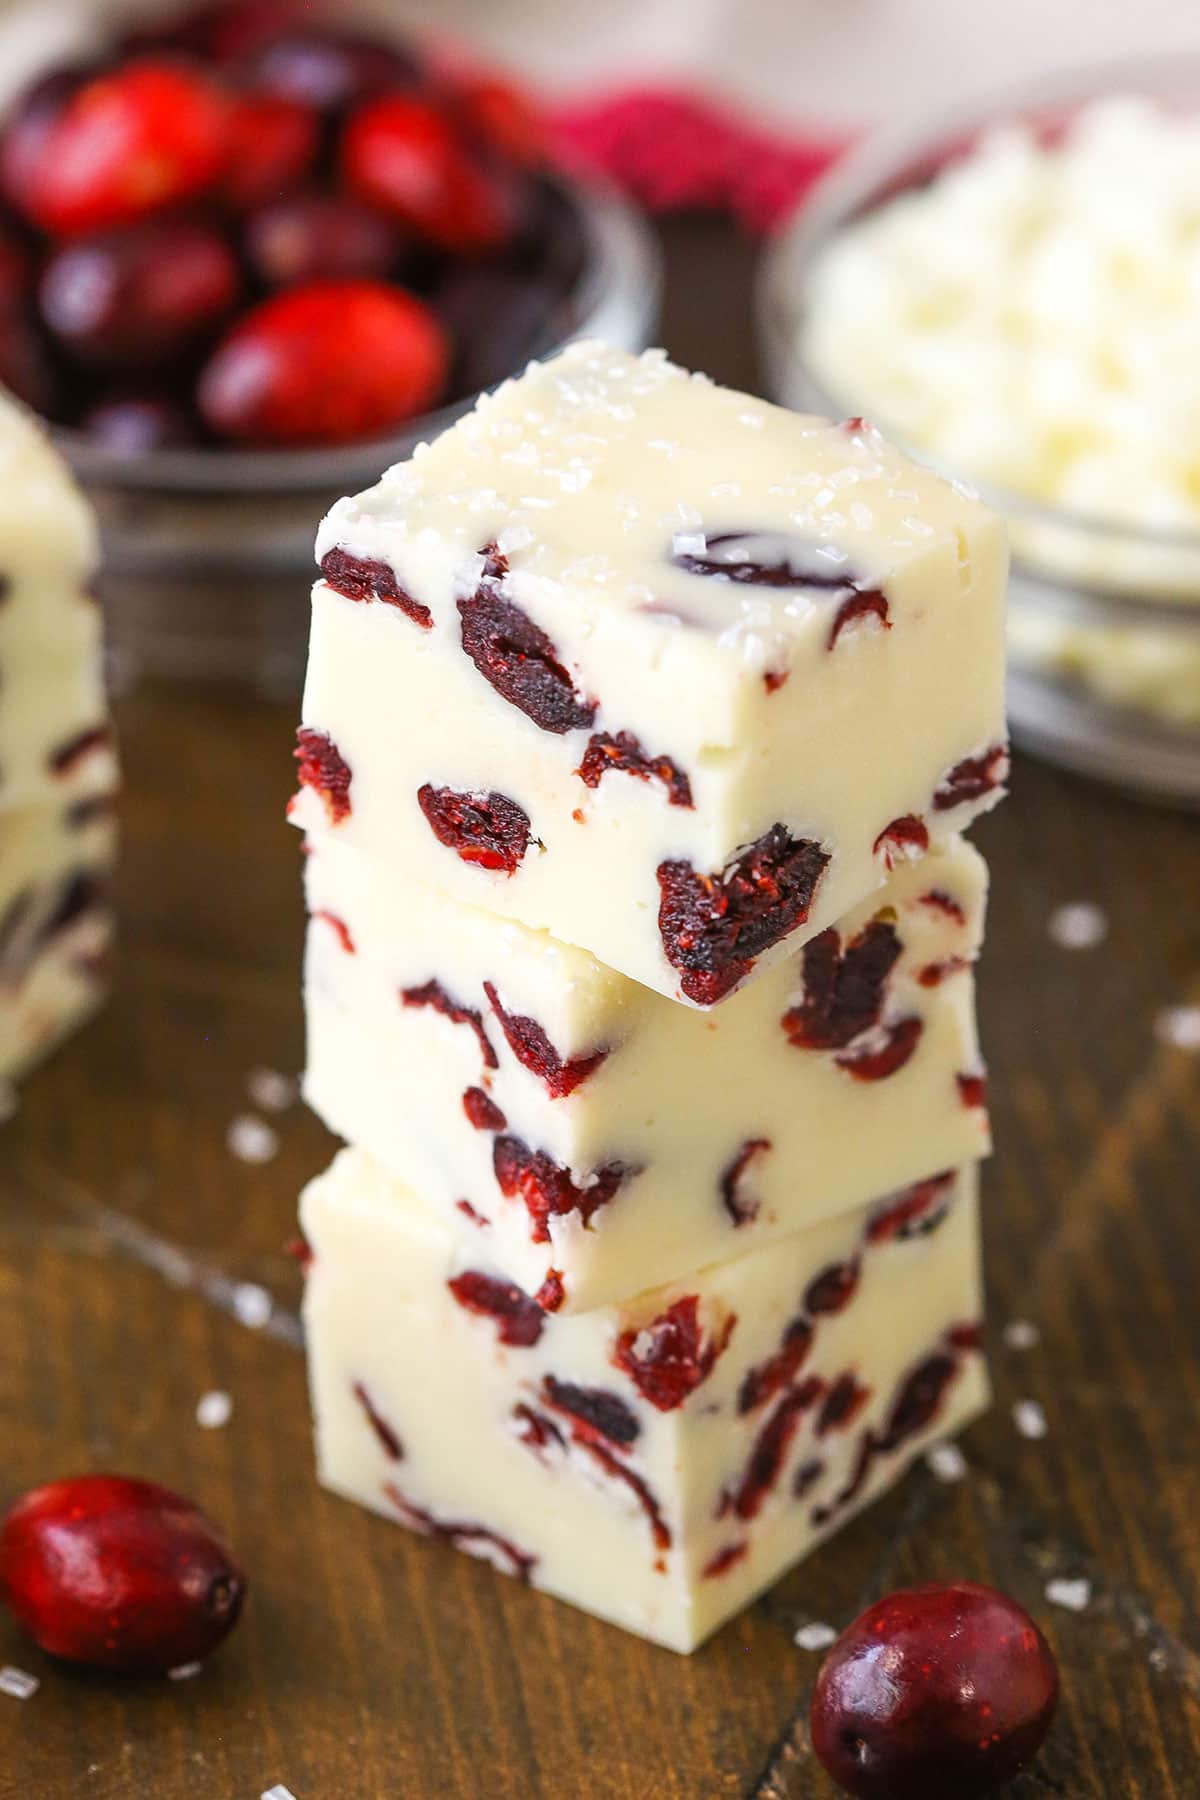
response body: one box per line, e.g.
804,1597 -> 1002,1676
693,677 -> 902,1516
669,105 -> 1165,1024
0,391 -> 116,1090
291,343 -> 1008,1653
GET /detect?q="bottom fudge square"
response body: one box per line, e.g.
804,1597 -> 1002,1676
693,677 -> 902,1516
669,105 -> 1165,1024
301,1150 -> 988,1653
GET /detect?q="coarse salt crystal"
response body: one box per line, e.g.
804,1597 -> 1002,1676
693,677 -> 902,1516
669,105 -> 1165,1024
1155,1005 -> 1200,1051
1149,1645 -> 1169,1672
0,1667 -> 39,1700
227,1115 -> 280,1165
246,1068 -> 297,1113
1048,902 -> 1108,950
168,1661 -> 204,1681
196,1390 -> 233,1430
925,1442 -> 968,1483
1004,1319 -> 1040,1351
262,1787 -> 299,1800
1013,1399 -> 1048,1440
1045,1576 -> 1092,1613
233,1282 -> 273,1330
794,1622 -> 838,1652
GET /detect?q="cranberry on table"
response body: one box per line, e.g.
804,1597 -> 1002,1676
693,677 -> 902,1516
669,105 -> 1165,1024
810,1581 -> 1059,1799
247,29 -> 419,112
222,93 -> 319,212
343,95 -> 516,254
40,220 -> 240,368
4,59 -> 232,238
0,1473 -> 247,1674
80,395 -> 197,453
244,190 -> 407,289
197,279 -> 449,446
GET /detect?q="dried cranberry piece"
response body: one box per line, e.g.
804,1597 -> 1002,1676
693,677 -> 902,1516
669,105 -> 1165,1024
733,1375 -> 824,1520
810,1583 -> 1058,1800
918,956 -> 970,988
836,1016 -> 924,1081
295,727 -> 351,823
957,1070 -> 988,1109
577,730 -> 693,809
720,1135 -> 771,1228
933,745 -> 1009,812
920,889 -> 966,924
512,1403 -> 565,1455
879,1353 -> 959,1452
417,784 -> 532,875
542,1376 -> 639,1447
804,1259 -> 860,1316
613,1296 -> 735,1412
658,825 -> 830,1005
462,1086 -> 506,1131
353,1381 -> 403,1460
41,871 -> 106,943
493,1136 -> 636,1243
458,559 -> 595,734
828,588 -> 891,649
0,1474 -> 245,1673
867,1172 -> 955,1244
874,814 -> 929,871
400,979 -> 497,1070
946,1321 -> 983,1353
48,724 -> 112,776
312,909 -> 355,954
534,1269 -> 566,1313
455,1198 -> 489,1228
483,980 -> 607,1098
320,548 -> 431,627
383,1484 -> 536,1583
783,919 -> 902,1052
816,1371 -> 872,1437
737,1318 -> 813,1415
447,1271 -> 546,1348
670,532 -> 889,649
573,1437 -> 672,1552
702,1542 -> 748,1579
793,1458 -> 824,1498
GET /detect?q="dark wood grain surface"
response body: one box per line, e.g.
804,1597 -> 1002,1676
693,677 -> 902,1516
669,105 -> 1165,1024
3,219 -> 1200,1800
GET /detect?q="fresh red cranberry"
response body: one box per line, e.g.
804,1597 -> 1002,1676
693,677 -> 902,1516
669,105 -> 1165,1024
199,280 -> 447,446
933,745 -> 1009,813
80,394 -> 197,452
294,726 -> 352,822
417,784 -> 532,874
0,224 -> 30,310
458,550 -> 595,734
492,1136 -> 636,1243
614,1296 -> 735,1411
249,30 -> 419,111
7,60 -> 231,237
0,67 -> 88,217
447,1270 -> 547,1347
577,730 -> 693,808
782,919 -> 902,1053
121,0 -> 309,61
0,1474 -> 246,1673
40,220 -> 240,368
483,981 -> 608,1097
658,826 -> 830,1006
810,1582 -> 1059,1799
222,94 -> 318,212
453,75 -> 547,167
343,95 -> 515,254
244,189 -> 406,288
720,1135 -> 771,1228
400,978 -> 497,1068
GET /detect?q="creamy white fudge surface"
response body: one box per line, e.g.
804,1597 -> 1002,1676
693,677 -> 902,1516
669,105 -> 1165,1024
304,832 -> 989,1311
302,1148 -> 987,1653
0,801 -> 115,1082
293,342 -> 1007,1006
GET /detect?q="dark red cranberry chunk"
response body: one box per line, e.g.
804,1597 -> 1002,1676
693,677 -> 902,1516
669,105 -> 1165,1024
320,548 -> 431,627
295,727 -> 352,823
577,731 -> 693,809
658,825 -> 830,1006
613,1296 -> 735,1412
312,909 -> 355,954
957,1070 -> 988,1109
805,1260 -> 860,1316
400,979 -> 497,1069
384,1484 -> 536,1583
671,532 -> 889,649
543,1376 -> 639,1446
816,1371 -> 872,1436
417,784 -> 531,874
447,1271 -> 546,1347
828,588 -> 891,649
738,1318 -> 813,1415
867,1172 -> 955,1243
733,1376 -> 824,1519
458,551 -> 595,734
492,1136 -> 636,1243
837,1017 -> 924,1081
720,1136 -> 771,1228
484,981 -> 607,1097
810,1582 -> 1059,1800
874,814 -> 929,869
353,1381 -> 403,1460
702,1542 -> 748,1579
462,1086 -> 506,1131
782,919 -> 902,1052
933,745 -> 1009,812
49,724 -> 113,776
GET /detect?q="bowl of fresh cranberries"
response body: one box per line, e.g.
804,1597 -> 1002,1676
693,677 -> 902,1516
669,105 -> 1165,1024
0,0 -> 660,687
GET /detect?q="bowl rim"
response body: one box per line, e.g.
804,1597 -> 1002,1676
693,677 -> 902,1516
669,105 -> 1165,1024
50,173 -> 662,497
758,51 -> 1200,561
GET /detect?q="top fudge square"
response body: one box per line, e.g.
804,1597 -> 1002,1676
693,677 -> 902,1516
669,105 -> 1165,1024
293,343 -> 1007,1006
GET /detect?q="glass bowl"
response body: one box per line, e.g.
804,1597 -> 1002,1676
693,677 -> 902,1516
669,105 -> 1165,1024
758,58 -> 1200,808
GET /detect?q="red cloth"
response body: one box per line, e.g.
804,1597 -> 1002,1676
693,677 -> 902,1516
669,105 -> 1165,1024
549,88 -> 850,233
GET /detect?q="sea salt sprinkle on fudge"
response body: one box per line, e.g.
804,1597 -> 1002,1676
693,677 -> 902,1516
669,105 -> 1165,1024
304,832 -> 990,1311
302,1149 -> 987,1653
292,342 -> 1007,1006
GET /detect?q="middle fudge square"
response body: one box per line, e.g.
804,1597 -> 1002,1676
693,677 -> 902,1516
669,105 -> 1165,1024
291,342 -> 1008,1007
304,831 -> 990,1312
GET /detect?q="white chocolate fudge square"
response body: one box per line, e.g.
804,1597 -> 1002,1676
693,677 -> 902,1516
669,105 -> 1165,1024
0,801 -> 115,1082
292,342 -> 1007,1006
303,831 -> 989,1312
302,1148 -> 988,1653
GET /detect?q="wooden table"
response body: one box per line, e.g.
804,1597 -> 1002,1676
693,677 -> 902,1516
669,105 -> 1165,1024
4,219 -> 1200,1800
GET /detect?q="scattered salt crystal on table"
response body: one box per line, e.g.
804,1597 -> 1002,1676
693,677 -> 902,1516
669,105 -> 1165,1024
227,1114 -> 280,1164
261,1787 -> 299,1800
1004,1319 -> 1040,1351
794,1621 -> 838,1652
1149,1645 -> 1169,1672
0,1080 -> 17,1124
196,1389 -> 233,1430
1014,1399 -> 1048,1440
1045,1576 -> 1092,1613
1048,902 -> 1107,950
0,1666 -> 39,1700
246,1067 -> 298,1113
233,1282 -> 273,1330
168,1661 -> 203,1681
925,1442 -> 968,1483
1154,1005 -> 1200,1052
